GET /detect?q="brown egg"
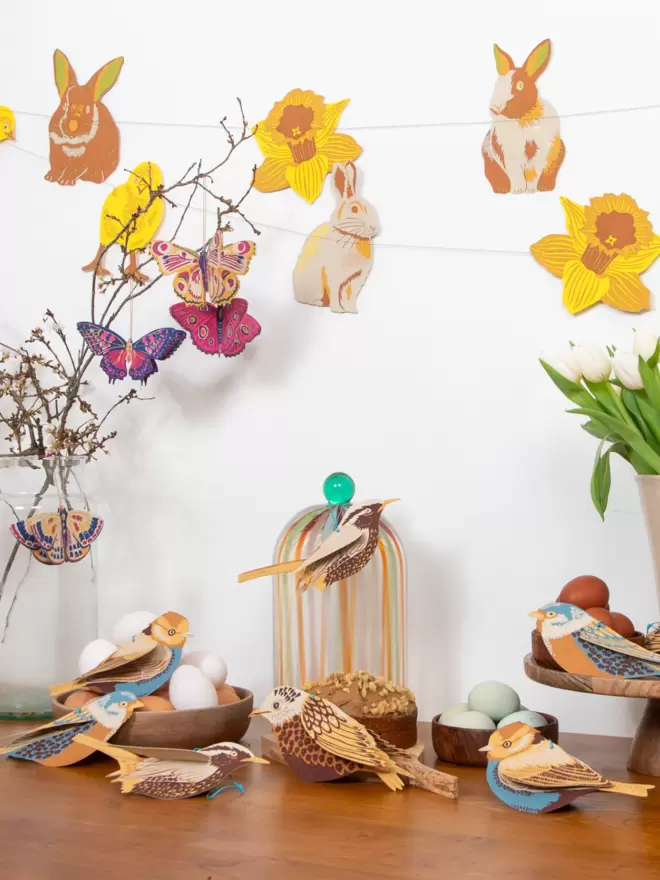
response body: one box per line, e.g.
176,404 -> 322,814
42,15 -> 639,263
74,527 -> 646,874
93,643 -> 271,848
609,611 -> 635,638
64,689 -> 100,709
558,575 -> 609,610
216,684 -> 240,705
586,607 -> 615,628
136,695 -> 175,712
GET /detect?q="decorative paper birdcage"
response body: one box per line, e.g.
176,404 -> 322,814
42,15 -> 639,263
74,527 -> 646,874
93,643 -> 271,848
272,474 -> 406,688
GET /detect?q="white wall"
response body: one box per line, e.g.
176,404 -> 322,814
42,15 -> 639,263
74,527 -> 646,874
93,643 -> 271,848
4,0 -> 660,735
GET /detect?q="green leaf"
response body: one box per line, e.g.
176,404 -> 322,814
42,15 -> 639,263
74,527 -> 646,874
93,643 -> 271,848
583,380 -> 621,417
621,390 -> 657,447
569,407 -> 660,474
590,440 -> 612,520
631,451 -> 656,475
581,420 -> 611,440
649,340 -> 660,370
635,396 -> 660,447
540,360 -> 598,409
638,356 -> 660,413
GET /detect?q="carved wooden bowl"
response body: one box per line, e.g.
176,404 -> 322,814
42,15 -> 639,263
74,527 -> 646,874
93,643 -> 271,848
51,686 -> 253,750
432,711 -> 559,767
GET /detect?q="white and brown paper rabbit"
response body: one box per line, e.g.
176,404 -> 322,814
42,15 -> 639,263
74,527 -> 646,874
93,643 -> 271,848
293,162 -> 379,313
46,50 -> 124,186
482,39 -> 565,194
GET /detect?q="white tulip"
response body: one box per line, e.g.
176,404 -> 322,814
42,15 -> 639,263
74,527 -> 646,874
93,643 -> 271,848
611,352 -> 644,390
541,350 -> 581,383
570,343 -> 611,383
634,330 -> 658,362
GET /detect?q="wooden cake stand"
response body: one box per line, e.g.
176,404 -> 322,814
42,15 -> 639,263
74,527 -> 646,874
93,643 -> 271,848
524,653 -> 660,776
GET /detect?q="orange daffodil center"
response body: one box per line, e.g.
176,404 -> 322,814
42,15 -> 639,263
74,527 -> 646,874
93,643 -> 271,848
530,193 -> 660,314
253,89 -> 362,203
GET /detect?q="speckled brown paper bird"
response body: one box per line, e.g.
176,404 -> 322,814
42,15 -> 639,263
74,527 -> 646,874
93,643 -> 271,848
50,611 -> 190,698
238,499 -> 398,592
73,736 -> 268,799
251,686 -> 412,790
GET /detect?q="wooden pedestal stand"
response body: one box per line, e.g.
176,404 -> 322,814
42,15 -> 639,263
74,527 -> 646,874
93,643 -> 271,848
524,653 -> 660,777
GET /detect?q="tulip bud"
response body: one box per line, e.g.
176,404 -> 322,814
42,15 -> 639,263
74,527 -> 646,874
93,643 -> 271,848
570,343 -> 611,383
634,330 -> 658,362
541,351 -> 582,384
611,353 -> 644,390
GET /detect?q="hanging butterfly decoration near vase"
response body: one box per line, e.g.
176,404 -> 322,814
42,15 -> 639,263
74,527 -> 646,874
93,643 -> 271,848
11,507 -> 104,565
150,230 -> 261,358
76,323 -> 185,385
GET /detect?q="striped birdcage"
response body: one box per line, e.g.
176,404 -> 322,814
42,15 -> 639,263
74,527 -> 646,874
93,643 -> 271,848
272,475 -> 406,688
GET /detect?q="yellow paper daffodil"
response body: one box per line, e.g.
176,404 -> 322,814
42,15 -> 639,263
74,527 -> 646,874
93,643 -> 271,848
531,194 -> 660,314
253,89 -> 362,204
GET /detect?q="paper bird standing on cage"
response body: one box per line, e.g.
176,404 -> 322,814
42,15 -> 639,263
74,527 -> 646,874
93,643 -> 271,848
50,611 -> 190,698
251,686 -> 412,790
532,602 -> 660,678
0,689 -> 142,767
238,499 -> 398,592
82,162 -> 164,282
74,736 -> 268,799
481,722 -> 653,813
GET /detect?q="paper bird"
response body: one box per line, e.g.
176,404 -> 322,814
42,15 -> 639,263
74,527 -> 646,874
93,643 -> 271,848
238,499 -> 398,592
50,611 -> 190,698
0,107 -> 15,142
532,602 -> 660,678
11,506 -> 103,565
0,689 -> 141,767
252,686 -> 412,790
82,162 -> 164,282
481,722 -> 653,813
74,736 -> 268,799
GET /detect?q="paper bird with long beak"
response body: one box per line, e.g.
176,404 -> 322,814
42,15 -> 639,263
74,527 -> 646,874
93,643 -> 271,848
0,689 -> 142,766
50,611 -> 190,698
532,602 -> 660,678
238,499 -> 398,592
74,736 -> 268,799
482,722 -> 653,813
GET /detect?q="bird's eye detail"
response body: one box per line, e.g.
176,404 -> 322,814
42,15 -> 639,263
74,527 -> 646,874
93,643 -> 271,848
546,611 -> 557,618
273,701 -> 280,710
516,81 -> 524,91
503,741 -> 512,748
168,628 -> 176,636
2,125 -> 7,131
351,205 -> 359,213
230,750 -> 238,757
119,701 -> 127,708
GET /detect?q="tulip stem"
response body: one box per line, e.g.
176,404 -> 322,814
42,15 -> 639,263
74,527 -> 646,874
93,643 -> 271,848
606,382 -> 637,430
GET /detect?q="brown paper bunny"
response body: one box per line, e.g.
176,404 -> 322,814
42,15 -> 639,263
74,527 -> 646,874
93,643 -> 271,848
46,50 -> 124,186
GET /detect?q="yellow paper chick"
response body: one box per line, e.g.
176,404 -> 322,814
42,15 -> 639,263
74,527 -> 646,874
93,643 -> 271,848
0,107 -> 16,142
82,161 -> 164,283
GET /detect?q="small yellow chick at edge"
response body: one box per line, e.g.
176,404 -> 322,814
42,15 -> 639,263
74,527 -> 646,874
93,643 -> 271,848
0,107 -> 16,142
82,161 -> 164,283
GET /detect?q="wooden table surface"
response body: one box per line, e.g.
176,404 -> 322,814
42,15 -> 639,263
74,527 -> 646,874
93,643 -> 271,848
1,718 -> 658,880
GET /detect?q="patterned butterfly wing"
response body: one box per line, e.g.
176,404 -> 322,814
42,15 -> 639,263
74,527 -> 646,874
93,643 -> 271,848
100,348 -> 129,384
173,267 -> 206,305
64,510 -> 104,563
170,303 -> 221,356
10,518 -> 41,550
208,240 -> 257,306
219,298 -> 261,357
150,241 -> 199,276
129,328 -> 186,385
27,509 -> 65,565
77,323 -> 128,384
218,240 -> 257,275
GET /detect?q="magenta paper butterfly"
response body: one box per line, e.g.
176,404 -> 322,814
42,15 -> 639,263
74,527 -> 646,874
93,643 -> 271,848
151,233 -> 256,306
77,322 -> 186,385
170,299 -> 260,357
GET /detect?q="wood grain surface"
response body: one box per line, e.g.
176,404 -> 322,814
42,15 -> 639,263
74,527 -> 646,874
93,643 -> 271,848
0,718 -> 658,880
524,653 -> 660,697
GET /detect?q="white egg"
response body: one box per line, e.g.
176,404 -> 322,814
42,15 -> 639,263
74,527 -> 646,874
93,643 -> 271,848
112,611 -> 157,646
168,665 -> 219,711
78,638 -> 117,675
181,650 -> 227,686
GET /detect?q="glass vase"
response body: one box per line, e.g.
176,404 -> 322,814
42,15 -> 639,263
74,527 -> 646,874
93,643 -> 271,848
0,456 -> 98,719
273,505 -> 406,688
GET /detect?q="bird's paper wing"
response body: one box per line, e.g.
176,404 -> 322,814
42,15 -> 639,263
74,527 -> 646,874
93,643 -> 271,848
296,523 -> 368,589
0,706 -> 94,748
579,621 -> 660,665
499,739 -> 608,791
107,744 -> 211,763
81,632 -> 158,676
119,757 -> 216,784
300,697 -> 393,771
82,644 -> 171,686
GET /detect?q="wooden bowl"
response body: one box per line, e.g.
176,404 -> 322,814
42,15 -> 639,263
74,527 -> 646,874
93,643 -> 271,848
531,629 -> 645,671
358,707 -> 418,748
432,712 -> 559,767
52,686 -> 253,750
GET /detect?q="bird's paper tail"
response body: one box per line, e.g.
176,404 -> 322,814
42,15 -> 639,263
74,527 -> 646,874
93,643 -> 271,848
238,559 -> 303,583
49,679 -> 83,697
73,734 -> 141,787
398,759 -> 458,799
601,781 -> 654,797
376,770 -> 406,791
297,574 -> 328,594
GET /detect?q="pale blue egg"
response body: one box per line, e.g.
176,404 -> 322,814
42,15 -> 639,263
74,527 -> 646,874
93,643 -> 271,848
497,710 -> 548,729
446,710 -> 495,730
468,681 -> 520,723
439,703 -> 469,724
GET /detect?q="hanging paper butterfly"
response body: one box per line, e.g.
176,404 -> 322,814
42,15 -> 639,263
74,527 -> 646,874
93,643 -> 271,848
170,299 -> 261,358
11,507 -> 104,565
77,323 -> 186,385
151,232 -> 256,306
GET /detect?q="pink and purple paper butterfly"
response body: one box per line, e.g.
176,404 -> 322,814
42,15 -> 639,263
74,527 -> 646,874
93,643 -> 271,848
77,322 -> 186,385
169,299 -> 260,358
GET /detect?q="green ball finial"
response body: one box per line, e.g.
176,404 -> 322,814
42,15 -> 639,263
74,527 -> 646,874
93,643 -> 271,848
323,472 -> 355,506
